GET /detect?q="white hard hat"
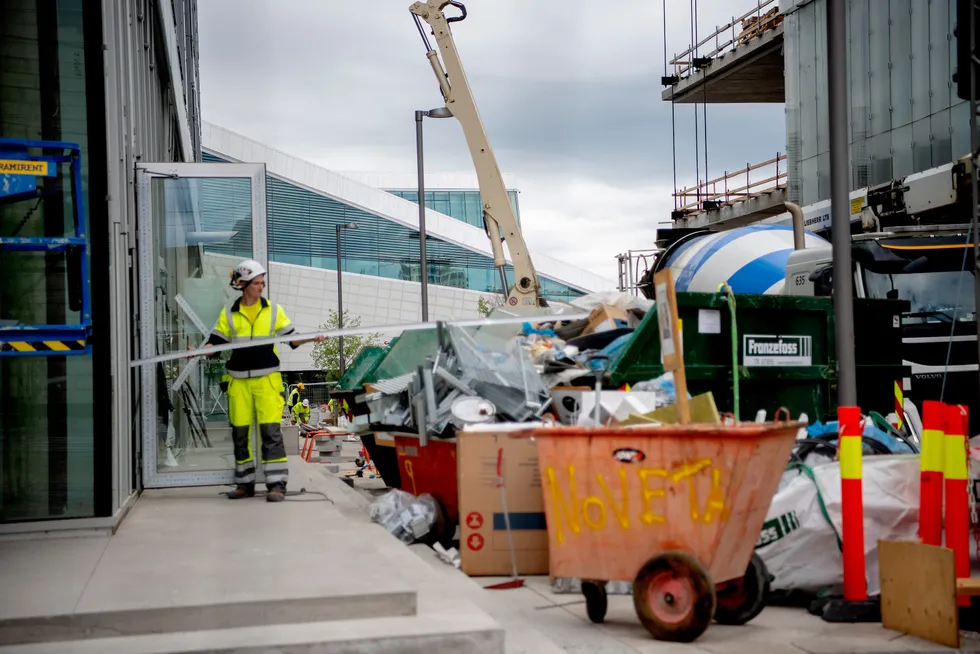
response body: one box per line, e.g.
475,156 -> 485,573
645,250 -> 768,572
230,259 -> 267,289
302,399 -> 309,406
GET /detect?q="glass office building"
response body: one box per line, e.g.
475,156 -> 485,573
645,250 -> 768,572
1,0 -> 202,524
385,189 -> 521,230
201,152 -> 585,302
783,0 -> 972,206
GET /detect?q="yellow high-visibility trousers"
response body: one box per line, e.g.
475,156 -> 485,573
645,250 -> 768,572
228,372 -> 288,489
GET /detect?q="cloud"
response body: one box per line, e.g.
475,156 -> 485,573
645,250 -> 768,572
198,0 -> 786,281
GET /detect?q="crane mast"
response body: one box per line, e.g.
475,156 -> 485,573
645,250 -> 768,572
409,0 -> 546,308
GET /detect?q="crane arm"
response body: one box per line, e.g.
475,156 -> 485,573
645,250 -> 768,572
409,0 -> 546,308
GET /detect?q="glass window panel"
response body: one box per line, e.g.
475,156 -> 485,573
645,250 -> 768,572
912,117 -> 933,172
449,192 -> 464,222
816,151 -> 831,202
798,2 -> 818,161
149,176 -> 254,477
869,132 -> 893,185
801,156 -> 819,207
950,100 -> 972,160
868,0 -> 892,137
910,0 -> 931,122
465,193 -> 482,227
847,0 -> 871,190
931,108 -> 952,168
891,123 -> 914,178
813,2 -> 828,156
889,0 -> 912,129
929,0 -> 952,116
784,11 -> 803,203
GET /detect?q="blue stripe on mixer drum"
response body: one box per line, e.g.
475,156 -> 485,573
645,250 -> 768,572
674,225 -> 793,292
725,249 -> 794,294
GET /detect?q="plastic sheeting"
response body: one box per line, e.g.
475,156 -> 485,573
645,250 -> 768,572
756,454 -> 920,596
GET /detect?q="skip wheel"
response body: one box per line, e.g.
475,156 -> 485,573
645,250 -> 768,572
632,551 -> 716,642
714,552 -> 770,626
582,581 -> 608,624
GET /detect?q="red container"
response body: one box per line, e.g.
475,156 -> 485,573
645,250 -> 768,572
393,436 -> 459,523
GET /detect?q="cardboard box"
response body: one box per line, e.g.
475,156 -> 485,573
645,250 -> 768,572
457,424 -> 550,576
583,305 -> 630,335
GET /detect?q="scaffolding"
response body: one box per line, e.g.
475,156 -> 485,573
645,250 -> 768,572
668,0 -> 782,81
0,138 -> 91,357
615,249 -> 662,297
672,153 -> 787,216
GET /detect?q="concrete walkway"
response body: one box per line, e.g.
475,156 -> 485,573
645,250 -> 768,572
1,455 -> 979,653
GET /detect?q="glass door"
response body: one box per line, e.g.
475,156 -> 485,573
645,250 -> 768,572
135,162 -> 268,488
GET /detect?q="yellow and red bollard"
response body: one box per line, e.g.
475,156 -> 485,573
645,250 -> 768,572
821,406 -> 881,623
945,404 -> 971,608
839,406 -> 867,602
919,400 -> 946,547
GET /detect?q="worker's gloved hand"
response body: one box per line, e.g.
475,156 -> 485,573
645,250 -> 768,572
313,335 -> 328,342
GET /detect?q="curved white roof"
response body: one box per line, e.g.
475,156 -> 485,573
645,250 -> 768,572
201,121 -> 615,293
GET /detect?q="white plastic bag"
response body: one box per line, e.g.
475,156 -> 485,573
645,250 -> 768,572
369,489 -> 438,545
756,454 -> 920,596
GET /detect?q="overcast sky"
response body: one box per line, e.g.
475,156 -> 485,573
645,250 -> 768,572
197,0 -> 786,281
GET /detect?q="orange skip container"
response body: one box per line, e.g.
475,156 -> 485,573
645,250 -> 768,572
526,421 -> 801,643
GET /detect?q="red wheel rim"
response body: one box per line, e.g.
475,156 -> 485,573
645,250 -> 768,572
646,570 -> 696,625
716,578 -> 748,610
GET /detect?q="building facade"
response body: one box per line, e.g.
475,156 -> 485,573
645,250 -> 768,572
1,0 -> 201,525
661,0 -> 974,228
386,188 -> 522,229
782,0 -> 971,206
198,123 -> 611,373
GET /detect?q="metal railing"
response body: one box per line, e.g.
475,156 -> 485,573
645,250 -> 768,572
673,153 -> 787,214
668,0 -> 783,81
616,249 -> 662,297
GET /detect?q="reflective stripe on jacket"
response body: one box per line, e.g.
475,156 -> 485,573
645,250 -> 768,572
206,297 -> 297,378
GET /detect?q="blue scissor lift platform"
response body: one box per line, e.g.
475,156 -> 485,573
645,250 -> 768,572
0,138 -> 92,356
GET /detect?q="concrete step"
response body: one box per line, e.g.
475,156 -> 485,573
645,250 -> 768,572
0,591 -> 416,648
0,603 -> 503,654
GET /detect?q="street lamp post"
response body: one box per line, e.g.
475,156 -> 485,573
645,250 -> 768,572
335,222 -> 358,376
415,106 -> 454,322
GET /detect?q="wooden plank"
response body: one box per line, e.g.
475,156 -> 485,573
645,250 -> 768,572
957,578 -> 980,597
652,269 -> 689,424
879,539 -> 959,649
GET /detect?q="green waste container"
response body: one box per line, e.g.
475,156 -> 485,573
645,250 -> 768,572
604,293 -> 909,422
335,346 -> 388,392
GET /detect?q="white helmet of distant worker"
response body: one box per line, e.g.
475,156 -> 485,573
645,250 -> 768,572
302,399 -> 309,407
229,259 -> 267,289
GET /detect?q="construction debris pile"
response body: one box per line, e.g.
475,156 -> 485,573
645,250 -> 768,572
357,292 -> 664,437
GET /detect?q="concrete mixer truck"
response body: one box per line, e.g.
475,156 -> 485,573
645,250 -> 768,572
640,157 -> 978,434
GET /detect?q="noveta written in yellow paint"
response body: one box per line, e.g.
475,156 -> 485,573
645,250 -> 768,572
0,160 -> 49,176
544,459 -> 729,544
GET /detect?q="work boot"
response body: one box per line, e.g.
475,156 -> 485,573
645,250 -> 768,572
266,485 -> 286,503
227,484 -> 255,500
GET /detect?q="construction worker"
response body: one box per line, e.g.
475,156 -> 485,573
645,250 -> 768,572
293,398 -> 311,424
198,259 -> 326,502
288,382 -> 304,415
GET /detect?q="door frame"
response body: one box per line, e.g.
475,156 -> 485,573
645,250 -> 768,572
135,162 -> 268,488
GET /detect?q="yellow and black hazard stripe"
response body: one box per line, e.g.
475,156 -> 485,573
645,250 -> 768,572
1,340 -> 87,354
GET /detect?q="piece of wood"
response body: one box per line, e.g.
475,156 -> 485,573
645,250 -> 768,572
956,578 -> 980,596
653,269 -> 689,424
878,539 -> 959,649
